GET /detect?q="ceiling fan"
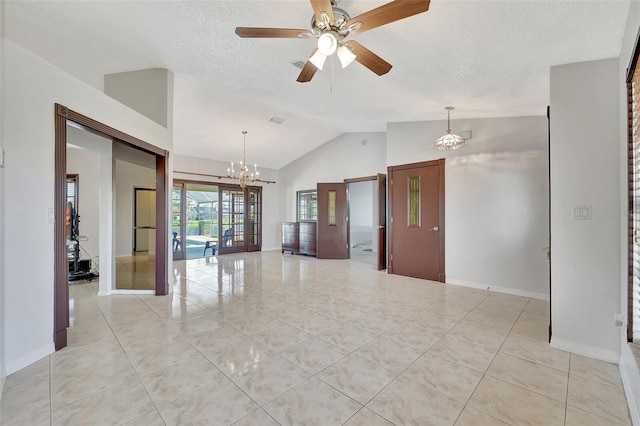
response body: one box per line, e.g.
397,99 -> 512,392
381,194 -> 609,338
235,0 -> 431,83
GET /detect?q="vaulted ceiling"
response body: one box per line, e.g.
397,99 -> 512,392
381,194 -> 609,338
5,0 -> 631,169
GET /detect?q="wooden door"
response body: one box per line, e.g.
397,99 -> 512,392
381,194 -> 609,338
388,160 -> 445,282
317,182 -> 349,259
377,173 -> 387,270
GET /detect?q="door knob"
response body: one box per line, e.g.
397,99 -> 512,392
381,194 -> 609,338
429,226 -> 439,231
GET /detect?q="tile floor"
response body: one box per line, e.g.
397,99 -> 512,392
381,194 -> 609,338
0,251 -> 632,425
115,254 -> 155,290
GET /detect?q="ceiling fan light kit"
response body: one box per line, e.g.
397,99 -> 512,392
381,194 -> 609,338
235,0 -> 431,83
434,106 -> 467,151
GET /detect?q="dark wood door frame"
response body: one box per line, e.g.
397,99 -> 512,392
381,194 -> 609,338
387,159 -> 445,282
54,103 -> 169,351
376,173 -> 387,271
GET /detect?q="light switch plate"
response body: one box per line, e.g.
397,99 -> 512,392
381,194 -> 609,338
572,205 -> 591,220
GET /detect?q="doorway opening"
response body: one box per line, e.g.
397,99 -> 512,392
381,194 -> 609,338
347,180 -> 378,266
172,180 -> 262,260
54,104 -> 169,351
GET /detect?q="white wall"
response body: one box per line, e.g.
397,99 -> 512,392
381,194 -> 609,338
173,154 -> 281,251
67,147 -> 101,260
0,0 -> 6,391
66,126 -> 113,296
279,132 -> 387,222
618,3 -> 640,423
3,39 -> 172,374
104,68 -> 173,128
387,116 -> 549,299
550,58 -> 620,362
349,180 -> 375,248
114,159 -> 155,257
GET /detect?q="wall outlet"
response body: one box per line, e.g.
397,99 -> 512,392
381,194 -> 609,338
47,208 -> 55,224
614,313 -> 624,327
572,205 -> 592,220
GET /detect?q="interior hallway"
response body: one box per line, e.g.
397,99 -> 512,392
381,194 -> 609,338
0,252 -> 630,425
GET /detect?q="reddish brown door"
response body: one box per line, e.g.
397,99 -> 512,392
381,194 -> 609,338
377,173 -> 387,270
317,182 -> 349,259
388,160 -> 445,282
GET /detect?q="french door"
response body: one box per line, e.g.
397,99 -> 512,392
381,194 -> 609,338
173,181 -> 261,259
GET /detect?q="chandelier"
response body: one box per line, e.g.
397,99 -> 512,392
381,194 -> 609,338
433,106 -> 466,151
227,131 -> 259,188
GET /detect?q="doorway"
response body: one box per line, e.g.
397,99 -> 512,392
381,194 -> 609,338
172,180 -> 262,259
344,174 -> 387,270
54,104 -> 169,351
388,159 -> 445,282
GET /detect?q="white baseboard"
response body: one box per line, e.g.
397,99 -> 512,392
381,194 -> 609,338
6,343 -> 54,375
262,247 -> 281,252
550,337 -> 619,364
446,278 -> 549,301
620,345 -> 640,426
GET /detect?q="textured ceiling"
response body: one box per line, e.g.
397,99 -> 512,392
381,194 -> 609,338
5,0 -> 631,169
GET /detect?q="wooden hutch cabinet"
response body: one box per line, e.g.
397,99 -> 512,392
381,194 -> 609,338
282,222 -> 299,254
298,222 -> 317,256
282,221 -> 316,256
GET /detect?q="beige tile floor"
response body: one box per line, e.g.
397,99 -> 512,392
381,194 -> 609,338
116,253 -> 155,290
0,251 -> 632,425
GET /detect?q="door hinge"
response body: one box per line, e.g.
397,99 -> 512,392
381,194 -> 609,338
390,253 -> 393,262
346,244 -> 349,250
391,216 -> 393,223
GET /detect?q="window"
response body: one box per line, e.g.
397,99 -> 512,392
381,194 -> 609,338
297,190 -> 317,221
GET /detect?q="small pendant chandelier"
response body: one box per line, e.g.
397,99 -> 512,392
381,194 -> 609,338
227,131 -> 259,189
433,106 -> 466,151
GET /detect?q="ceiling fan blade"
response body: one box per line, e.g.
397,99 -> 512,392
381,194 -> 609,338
310,0 -> 335,24
346,0 -> 430,34
345,41 -> 392,76
235,27 -> 313,38
297,49 -> 320,83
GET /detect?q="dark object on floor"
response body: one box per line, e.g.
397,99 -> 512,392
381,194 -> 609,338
363,249 -> 373,252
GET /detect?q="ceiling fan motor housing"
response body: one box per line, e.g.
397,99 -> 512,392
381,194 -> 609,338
311,6 -> 352,39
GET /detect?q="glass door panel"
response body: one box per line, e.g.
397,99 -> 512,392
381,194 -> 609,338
220,186 -> 246,254
185,183 -> 219,259
172,184 -> 185,260
248,188 -> 261,251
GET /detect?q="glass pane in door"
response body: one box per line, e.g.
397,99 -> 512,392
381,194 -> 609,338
248,188 -> 261,249
221,187 -> 245,250
172,185 -> 184,259
185,183 -> 219,259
